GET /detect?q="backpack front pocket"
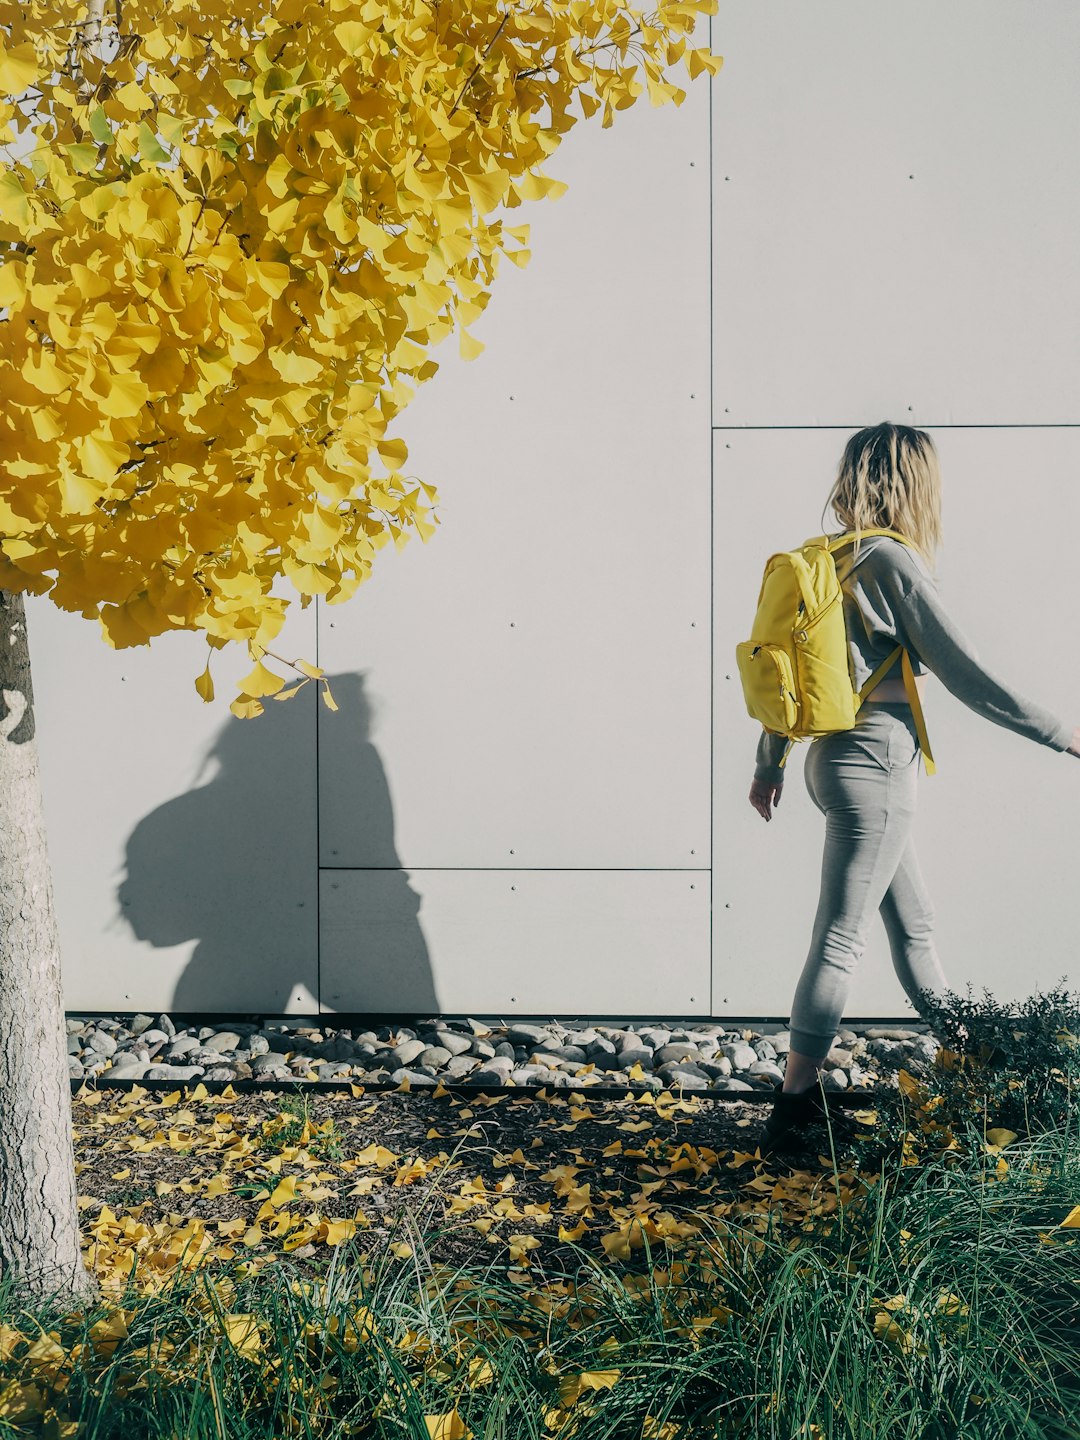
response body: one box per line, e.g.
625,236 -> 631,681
735,641 -> 799,731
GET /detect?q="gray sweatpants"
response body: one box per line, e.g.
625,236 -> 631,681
788,701 -> 949,1062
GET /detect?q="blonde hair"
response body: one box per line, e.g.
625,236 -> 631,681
821,423 -> 943,570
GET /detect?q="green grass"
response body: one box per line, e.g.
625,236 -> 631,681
3,1106 -> 1080,1439
256,1093 -> 346,1163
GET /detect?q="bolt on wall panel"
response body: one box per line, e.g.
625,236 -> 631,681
710,0 -> 1080,427
30,596 -> 319,1013
317,86 -> 712,872
714,428 -> 1080,1017
319,869 -> 710,1016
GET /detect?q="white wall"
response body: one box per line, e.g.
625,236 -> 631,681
29,0 -> 1080,1017
711,0 -> 1080,1016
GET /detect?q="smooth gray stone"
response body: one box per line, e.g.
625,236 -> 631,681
66,1018 -> 85,1036
657,1065 -> 710,1089
68,1059 -> 84,1078
470,1039 -> 497,1060
166,1037 -> 201,1059
86,1030 -> 117,1057
201,1066 -> 238,1081
698,1057 -> 733,1079
505,1024 -> 559,1046
753,1040 -> 778,1061
638,1029 -> 672,1050
419,1046 -> 452,1068
246,1034 -> 270,1056
712,1077 -> 755,1092
567,1027 -> 600,1046
654,1043 -> 700,1065
863,1027 -> 920,1040
203,1031 -> 242,1053
525,1050 -> 572,1070
616,1047 -> 655,1068
658,1058 -> 711,1078
461,1018 -> 493,1036
134,1029 -> 170,1049
434,1031 -> 473,1057
252,1052 -> 291,1073
585,1038 -> 617,1057
770,1032 -> 792,1054
748,1060 -> 785,1083
385,1068 -> 431,1086
129,1014 -> 155,1036
493,1041 -> 517,1060
445,1055 -> 482,1078
317,1036 -> 357,1061
825,1048 -> 854,1068
821,1069 -> 849,1091
145,1065 -> 204,1080
66,1034 -> 82,1056
392,1039 -> 427,1065
107,1057 -> 149,1079
554,1044 -> 587,1062
155,1014 -> 176,1037
720,1042 -> 757,1071
512,1066 -> 562,1086
469,1068 -> 511,1087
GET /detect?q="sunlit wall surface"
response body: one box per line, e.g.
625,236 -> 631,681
33,1 -> 1080,1017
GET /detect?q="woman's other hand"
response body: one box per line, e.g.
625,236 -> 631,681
749,778 -> 782,821
1067,726 -> 1080,758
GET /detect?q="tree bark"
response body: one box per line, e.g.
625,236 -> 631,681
0,591 -> 98,1306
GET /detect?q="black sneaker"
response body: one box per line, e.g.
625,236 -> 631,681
757,1083 -> 831,1156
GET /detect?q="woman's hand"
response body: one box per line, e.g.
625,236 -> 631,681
1067,726 -> 1080,759
749,778 -> 783,821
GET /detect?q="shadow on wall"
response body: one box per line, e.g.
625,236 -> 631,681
116,672 -> 435,1014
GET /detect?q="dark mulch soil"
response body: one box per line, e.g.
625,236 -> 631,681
72,1085 -> 898,1285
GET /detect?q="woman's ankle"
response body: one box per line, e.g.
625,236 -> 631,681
782,1047 -> 825,1093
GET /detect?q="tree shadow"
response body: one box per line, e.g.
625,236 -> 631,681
116,671 -> 435,1016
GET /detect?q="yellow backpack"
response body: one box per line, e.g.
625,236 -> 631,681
735,527 -> 935,776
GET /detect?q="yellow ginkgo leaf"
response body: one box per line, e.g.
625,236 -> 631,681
557,1370 -> 621,1407
222,1314 -> 263,1359
194,661 -> 214,703
268,1175 -> 297,1208
237,661 -> 285,697
458,327 -> 485,361
272,682 -> 307,701
985,1128 -> 1018,1149
229,696 -> 264,719
1059,1206 -> 1080,1229
0,41 -> 39,95
424,1411 -> 471,1440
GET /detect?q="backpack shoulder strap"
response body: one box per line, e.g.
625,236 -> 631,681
825,527 -> 914,552
858,643 -> 937,776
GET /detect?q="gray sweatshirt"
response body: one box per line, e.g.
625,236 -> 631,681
753,533 -> 1075,785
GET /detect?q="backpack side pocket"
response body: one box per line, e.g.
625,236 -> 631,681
736,642 -> 799,732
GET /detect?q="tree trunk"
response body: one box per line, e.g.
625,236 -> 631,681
0,591 -> 98,1306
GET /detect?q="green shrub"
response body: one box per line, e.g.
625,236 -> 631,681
910,981 -> 1080,1140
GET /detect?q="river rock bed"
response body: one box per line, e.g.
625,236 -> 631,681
66,1014 -> 942,1093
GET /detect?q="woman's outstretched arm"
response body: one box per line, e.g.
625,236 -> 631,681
895,573 -> 1074,751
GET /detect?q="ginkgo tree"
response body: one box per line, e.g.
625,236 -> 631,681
0,0 -> 721,1303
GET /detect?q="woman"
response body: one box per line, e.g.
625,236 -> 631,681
750,423 -> 1080,1156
